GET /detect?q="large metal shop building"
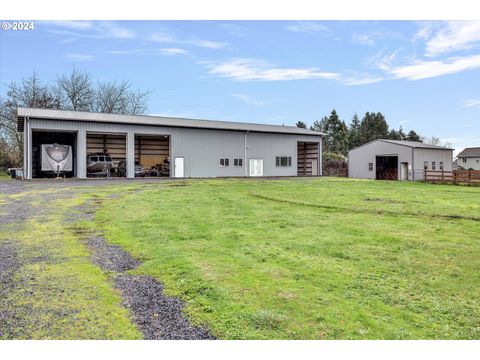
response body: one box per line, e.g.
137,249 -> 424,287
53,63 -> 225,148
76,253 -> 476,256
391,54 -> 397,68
17,108 -> 323,179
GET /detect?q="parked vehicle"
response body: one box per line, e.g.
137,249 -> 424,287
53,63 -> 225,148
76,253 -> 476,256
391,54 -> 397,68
117,160 -> 145,177
40,143 -> 73,177
87,153 -> 113,176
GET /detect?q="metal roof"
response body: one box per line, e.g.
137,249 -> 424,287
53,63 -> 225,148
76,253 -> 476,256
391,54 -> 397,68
457,147 -> 480,158
349,139 -> 453,153
16,107 -> 324,136
379,139 -> 453,150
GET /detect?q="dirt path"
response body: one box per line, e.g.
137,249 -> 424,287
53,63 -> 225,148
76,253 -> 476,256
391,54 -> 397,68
0,179 -> 215,340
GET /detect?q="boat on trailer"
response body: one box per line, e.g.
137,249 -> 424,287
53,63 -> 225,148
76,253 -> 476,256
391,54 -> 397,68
87,152 -> 113,176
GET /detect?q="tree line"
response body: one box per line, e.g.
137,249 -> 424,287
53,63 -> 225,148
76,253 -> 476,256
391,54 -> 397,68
0,70 -> 151,169
296,109 -> 449,160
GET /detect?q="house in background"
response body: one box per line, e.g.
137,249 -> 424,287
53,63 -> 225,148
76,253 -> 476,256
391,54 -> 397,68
457,147 -> 480,170
17,108 -> 323,179
348,139 -> 453,181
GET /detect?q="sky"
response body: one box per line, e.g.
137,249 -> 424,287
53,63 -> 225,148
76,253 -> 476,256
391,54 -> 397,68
0,20 -> 479,154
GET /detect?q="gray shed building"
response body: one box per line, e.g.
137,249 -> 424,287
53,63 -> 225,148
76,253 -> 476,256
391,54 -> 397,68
17,108 -> 323,179
348,139 -> 453,181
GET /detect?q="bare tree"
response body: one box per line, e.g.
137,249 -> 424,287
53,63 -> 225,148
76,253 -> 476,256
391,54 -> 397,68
0,73 -> 61,167
0,96 -> 23,167
94,80 -> 130,114
422,136 -> 452,148
94,80 -> 150,114
6,72 -> 60,109
55,69 -> 94,111
1,70 -> 151,167
126,89 -> 150,115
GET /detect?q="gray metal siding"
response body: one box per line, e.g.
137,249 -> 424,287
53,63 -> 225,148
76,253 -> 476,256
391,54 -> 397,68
349,140 -> 454,181
27,119 -> 322,178
413,148 -> 453,179
348,141 -> 413,180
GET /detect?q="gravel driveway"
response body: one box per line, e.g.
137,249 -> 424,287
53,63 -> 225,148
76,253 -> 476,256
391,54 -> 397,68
0,179 -> 215,340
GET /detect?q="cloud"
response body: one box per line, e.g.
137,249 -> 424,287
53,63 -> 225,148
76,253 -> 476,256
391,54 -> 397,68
147,33 -> 227,49
148,32 -> 175,43
231,93 -> 267,107
107,49 -> 144,55
352,33 -> 376,46
41,20 -> 93,31
204,58 -> 339,81
463,99 -> 480,107
384,54 -> 480,80
341,75 -> 384,86
100,22 -> 135,40
219,23 -> 251,37
65,53 -> 94,62
45,21 -> 135,40
158,48 -> 189,56
285,21 -> 331,34
187,40 -> 228,49
416,21 -> 480,56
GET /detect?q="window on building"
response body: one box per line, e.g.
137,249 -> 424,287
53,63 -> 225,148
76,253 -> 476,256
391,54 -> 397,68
275,156 -> 292,167
440,161 -> 444,170
462,158 -> 467,163
424,161 -> 428,170
477,159 -> 479,163
233,158 -> 243,167
432,161 -> 436,170
219,158 -> 230,167
368,162 -> 373,171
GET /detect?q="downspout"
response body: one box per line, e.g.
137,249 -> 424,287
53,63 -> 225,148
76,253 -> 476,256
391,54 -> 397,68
412,148 -> 415,181
25,117 -> 30,179
244,130 -> 249,177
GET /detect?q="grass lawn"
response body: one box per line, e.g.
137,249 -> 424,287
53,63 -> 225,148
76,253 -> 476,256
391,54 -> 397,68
0,186 -> 142,339
0,170 -> 10,180
95,178 -> 480,339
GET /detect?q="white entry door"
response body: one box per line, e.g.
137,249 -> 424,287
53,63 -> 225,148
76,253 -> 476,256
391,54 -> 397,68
401,162 -> 408,181
249,159 -> 263,176
311,159 -> 318,176
174,157 -> 184,178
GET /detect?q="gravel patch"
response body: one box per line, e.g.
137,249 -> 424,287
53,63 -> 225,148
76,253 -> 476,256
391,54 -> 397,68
0,241 -> 21,339
115,275 -> 215,340
0,241 -> 20,289
1,179 -> 216,339
85,237 -> 141,272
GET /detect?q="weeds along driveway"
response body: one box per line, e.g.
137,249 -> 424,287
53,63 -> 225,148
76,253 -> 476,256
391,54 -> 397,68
0,179 -> 213,340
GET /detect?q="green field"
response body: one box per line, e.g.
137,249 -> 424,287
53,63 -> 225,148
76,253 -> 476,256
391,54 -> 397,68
1,178 -> 479,339
98,178 -> 480,339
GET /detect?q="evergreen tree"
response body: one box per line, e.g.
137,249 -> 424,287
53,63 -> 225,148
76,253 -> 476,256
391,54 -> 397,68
398,125 -> 406,140
310,116 -> 327,132
359,112 -> 389,144
311,109 -> 349,155
348,112 -> 362,149
296,121 -> 307,128
406,130 -> 421,142
388,129 -> 400,140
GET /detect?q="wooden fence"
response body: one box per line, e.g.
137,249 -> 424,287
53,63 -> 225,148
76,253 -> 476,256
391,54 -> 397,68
322,159 -> 348,177
424,170 -> 480,185
323,167 -> 348,177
